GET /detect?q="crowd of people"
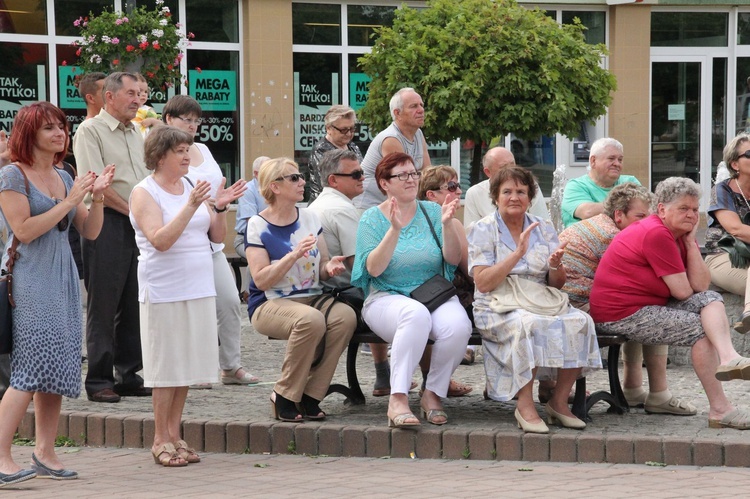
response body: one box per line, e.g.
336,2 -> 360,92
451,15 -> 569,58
3,80 -> 750,486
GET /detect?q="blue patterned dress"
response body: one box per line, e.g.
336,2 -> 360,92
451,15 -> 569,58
467,212 -> 601,402
0,165 -> 82,398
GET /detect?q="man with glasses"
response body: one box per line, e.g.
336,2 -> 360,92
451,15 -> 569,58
463,147 -> 550,227
309,149 -> 401,396
355,87 -> 431,210
73,72 -> 151,403
307,105 -> 363,203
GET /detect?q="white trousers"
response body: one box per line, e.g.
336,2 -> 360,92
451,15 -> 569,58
362,294 -> 472,397
212,251 -> 243,371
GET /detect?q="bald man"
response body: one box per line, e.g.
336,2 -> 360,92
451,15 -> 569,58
463,147 -> 550,227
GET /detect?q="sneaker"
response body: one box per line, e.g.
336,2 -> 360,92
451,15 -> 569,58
361,344 -> 372,355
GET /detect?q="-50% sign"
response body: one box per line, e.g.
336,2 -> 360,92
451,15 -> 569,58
199,124 -> 234,142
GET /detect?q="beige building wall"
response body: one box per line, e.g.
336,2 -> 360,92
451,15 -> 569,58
608,5 -> 651,186
243,0 -> 295,176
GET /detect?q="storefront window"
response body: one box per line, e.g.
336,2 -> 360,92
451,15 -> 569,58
293,52 -> 341,200
651,12 -> 728,48
740,13 -> 750,45
562,11 -> 605,45
187,49 -> 241,186
293,3 -> 341,45
0,42 -> 49,134
0,0 -> 47,34
55,0 -> 111,36
186,0 -> 238,43
347,5 -> 395,46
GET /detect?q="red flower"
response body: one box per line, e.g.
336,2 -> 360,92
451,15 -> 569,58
75,48 -> 82,56
126,45 -> 135,52
152,42 -> 161,50
139,41 -> 149,50
146,71 -> 155,79
195,67 -> 202,73
112,59 -> 120,65
61,60 -> 67,66
167,64 -> 173,70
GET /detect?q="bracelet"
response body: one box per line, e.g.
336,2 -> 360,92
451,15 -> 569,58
549,264 -> 562,271
213,205 -> 228,213
92,196 -> 105,203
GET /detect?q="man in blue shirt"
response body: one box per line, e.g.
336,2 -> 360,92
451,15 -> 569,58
234,156 -> 270,259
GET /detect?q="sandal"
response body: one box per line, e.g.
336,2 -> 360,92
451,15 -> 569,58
460,348 -> 475,366
387,412 -> 421,429
299,394 -> 326,421
152,443 -> 188,467
372,380 -> 419,397
421,407 -> 448,425
734,311 -> 750,334
221,367 -> 260,385
174,440 -> 200,463
644,396 -> 697,416
270,392 -> 303,422
708,408 -> 750,430
447,379 -> 473,397
715,357 -> 750,381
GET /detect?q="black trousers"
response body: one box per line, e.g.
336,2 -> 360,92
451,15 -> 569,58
83,209 -> 143,395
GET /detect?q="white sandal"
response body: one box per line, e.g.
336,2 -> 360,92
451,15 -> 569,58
221,367 -> 260,385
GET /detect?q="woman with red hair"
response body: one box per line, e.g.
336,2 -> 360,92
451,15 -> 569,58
0,102 -> 113,485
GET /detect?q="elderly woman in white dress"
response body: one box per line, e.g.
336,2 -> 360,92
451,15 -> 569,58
130,126 -> 245,467
467,166 -> 601,434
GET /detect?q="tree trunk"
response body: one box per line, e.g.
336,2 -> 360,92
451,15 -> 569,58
470,141 -> 484,187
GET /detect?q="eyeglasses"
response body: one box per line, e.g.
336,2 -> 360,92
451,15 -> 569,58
388,171 -> 421,181
175,116 -> 203,126
330,124 -> 357,135
53,199 -> 69,231
436,181 -> 460,192
275,173 -> 305,183
332,169 -> 365,180
739,150 -> 750,160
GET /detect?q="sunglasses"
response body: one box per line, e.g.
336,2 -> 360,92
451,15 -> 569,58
332,169 -> 365,180
388,171 -> 421,181
437,181 -> 460,192
275,173 -> 305,183
330,124 -> 357,135
739,150 -> 750,160
53,199 -> 69,231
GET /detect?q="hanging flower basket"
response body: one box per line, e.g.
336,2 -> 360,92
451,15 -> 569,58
69,0 -> 193,89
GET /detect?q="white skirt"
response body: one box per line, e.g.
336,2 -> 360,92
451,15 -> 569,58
139,294 -> 219,387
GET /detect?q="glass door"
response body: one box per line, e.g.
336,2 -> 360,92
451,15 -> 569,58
650,60 -> 703,190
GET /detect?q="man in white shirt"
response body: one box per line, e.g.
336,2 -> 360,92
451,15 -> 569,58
463,147 -> 550,227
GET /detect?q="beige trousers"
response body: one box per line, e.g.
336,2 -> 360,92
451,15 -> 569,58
706,252 -> 750,311
251,294 -> 356,402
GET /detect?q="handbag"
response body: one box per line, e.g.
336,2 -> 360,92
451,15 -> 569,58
409,202 -> 457,312
0,166 -> 29,355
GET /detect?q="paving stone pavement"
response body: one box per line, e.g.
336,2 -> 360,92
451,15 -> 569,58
19,303 -> 750,468
4,445 -> 750,498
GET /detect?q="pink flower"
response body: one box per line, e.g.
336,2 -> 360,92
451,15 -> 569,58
115,18 -> 123,25
62,60 -> 67,66
111,37 -> 119,44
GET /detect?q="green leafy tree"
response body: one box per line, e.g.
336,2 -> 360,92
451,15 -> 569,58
358,0 -> 617,181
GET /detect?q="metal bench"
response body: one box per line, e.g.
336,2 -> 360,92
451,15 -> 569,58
327,323 -> 629,422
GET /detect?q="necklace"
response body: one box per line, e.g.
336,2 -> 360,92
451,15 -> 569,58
26,166 -> 60,201
736,178 -> 750,212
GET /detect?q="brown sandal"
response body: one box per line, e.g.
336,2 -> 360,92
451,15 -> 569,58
174,440 -> 201,463
152,443 -> 188,467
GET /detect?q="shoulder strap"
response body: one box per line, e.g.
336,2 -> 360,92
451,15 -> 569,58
3,165 -> 30,307
418,201 -> 447,277
183,175 -> 195,188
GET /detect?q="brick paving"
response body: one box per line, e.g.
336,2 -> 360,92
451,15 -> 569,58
4,446 -> 750,498
9,303 -> 750,469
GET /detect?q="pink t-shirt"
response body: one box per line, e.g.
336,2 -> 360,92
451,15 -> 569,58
589,215 -> 688,323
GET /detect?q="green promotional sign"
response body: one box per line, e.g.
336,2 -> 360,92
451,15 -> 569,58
59,66 -> 85,110
349,73 -> 370,111
189,70 -> 236,112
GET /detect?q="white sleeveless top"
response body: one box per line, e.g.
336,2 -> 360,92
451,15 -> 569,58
130,175 -> 216,303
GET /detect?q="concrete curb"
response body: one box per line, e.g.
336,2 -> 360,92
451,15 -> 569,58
17,409 -> 750,468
